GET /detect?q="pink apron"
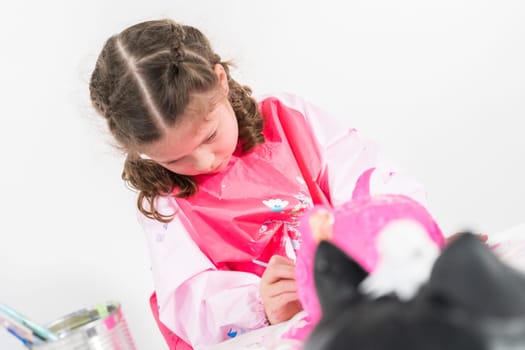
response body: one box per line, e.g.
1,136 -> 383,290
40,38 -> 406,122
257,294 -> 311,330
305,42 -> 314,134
151,97 -> 329,349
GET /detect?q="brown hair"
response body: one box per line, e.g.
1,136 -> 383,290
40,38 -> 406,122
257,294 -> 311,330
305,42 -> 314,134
89,19 -> 264,222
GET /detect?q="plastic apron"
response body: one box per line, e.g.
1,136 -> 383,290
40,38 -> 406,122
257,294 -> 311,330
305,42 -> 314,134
151,97 -> 329,349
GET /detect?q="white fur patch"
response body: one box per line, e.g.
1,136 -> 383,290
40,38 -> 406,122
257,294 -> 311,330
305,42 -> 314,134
359,219 -> 440,300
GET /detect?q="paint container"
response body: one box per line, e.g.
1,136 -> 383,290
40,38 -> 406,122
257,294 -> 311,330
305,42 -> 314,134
30,301 -> 135,350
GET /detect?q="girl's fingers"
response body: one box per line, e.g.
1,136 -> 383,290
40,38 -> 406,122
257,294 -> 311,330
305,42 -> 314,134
267,279 -> 297,298
268,255 -> 295,266
259,255 -> 301,324
447,232 -> 489,245
266,294 -> 303,324
261,256 -> 296,283
477,233 -> 489,243
272,291 -> 299,307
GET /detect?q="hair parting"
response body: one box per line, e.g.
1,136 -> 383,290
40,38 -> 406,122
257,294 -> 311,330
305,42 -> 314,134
90,19 -> 264,221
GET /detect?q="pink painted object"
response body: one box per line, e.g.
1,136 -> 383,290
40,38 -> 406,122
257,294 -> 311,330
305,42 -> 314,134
289,168 -> 446,341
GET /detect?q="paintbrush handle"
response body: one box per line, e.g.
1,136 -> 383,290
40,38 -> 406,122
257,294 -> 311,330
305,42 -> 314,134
0,304 -> 58,341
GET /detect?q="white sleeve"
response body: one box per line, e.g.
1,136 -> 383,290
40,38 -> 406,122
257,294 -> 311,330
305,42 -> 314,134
273,92 -> 429,207
138,196 -> 268,348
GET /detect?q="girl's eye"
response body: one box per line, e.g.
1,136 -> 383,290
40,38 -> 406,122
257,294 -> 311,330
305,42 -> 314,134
205,131 -> 217,143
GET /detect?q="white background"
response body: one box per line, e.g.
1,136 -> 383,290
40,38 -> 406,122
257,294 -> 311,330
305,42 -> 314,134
0,0 -> 523,349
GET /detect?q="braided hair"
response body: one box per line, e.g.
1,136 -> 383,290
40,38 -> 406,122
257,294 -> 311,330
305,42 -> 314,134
89,19 -> 264,222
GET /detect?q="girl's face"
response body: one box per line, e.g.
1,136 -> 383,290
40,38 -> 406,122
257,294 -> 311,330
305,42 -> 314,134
141,65 -> 239,176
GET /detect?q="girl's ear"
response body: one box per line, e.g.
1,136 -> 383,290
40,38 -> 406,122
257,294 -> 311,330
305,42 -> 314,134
314,240 -> 368,317
213,64 -> 229,93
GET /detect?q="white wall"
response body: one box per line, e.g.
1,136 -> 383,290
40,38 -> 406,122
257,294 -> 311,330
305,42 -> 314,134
0,0 -> 523,349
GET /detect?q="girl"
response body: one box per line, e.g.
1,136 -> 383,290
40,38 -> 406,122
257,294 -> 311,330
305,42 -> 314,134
89,19 -> 430,349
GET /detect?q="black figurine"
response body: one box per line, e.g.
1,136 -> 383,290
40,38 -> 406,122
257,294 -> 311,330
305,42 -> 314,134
305,233 -> 525,350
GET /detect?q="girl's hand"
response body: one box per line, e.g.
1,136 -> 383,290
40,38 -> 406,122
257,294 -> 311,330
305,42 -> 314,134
259,255 -> 303,325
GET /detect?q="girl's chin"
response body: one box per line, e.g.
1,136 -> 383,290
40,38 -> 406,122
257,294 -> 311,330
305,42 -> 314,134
211,156 -> 231,173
